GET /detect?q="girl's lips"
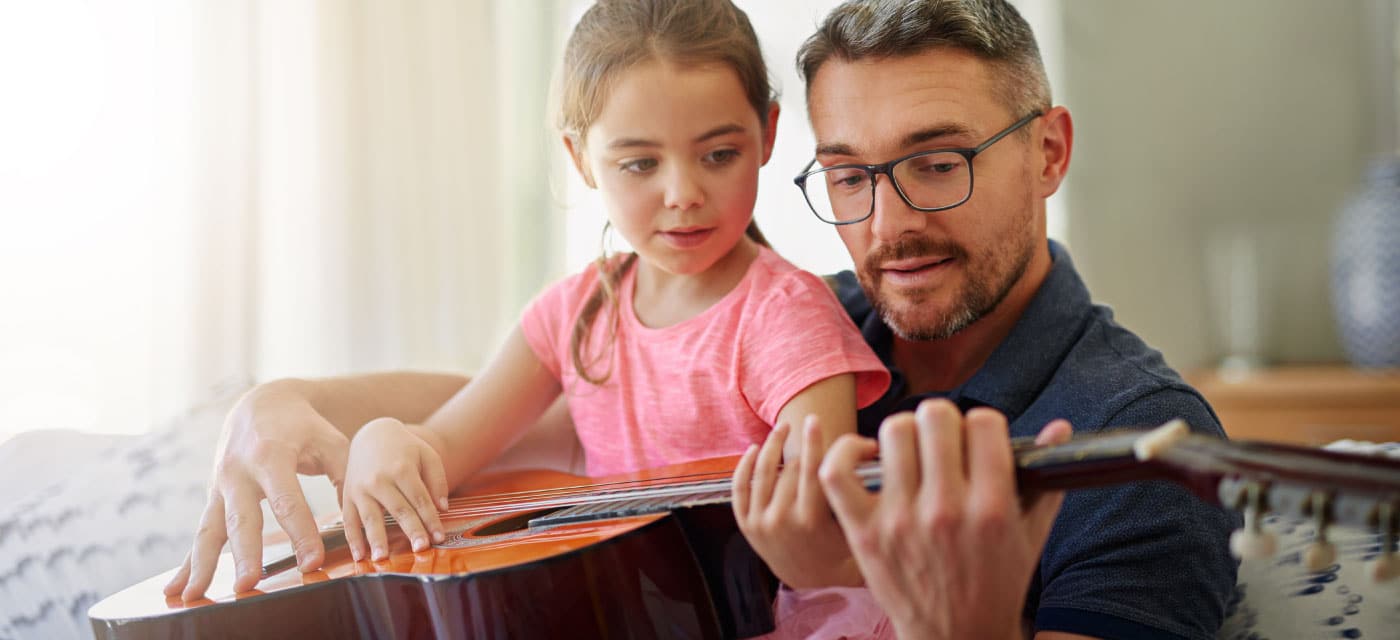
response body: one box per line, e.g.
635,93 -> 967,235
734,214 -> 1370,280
658,228 -> 715,249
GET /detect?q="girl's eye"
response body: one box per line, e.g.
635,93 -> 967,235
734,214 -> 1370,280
620,158 -> 657,174
704,149 -> 739,165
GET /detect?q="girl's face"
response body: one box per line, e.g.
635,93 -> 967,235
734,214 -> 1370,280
567,59 -> 778,279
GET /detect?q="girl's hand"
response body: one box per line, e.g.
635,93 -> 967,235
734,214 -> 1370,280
342,417 -> 450,561
732,415 -> 863,589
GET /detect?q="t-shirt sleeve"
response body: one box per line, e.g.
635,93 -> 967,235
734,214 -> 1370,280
1032,388 -> 1239,640
740,270 -> 891,425
519,274 -> 582,382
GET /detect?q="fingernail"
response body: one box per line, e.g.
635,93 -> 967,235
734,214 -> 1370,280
351,548 -> 362,562
372,546 -> 384,560
439,497 -> 449,510
433,530 -> 445,543
412,537 -> 426,551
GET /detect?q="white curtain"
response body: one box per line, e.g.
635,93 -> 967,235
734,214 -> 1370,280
0,0 -> 565,442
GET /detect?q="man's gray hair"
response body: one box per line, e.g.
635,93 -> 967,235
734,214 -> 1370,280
797,0 -> 1051,119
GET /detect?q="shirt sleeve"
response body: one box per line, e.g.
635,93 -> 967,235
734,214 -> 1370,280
1031,388 -> 1239,640
519,274 -> 582,382
740,270 -> 891,425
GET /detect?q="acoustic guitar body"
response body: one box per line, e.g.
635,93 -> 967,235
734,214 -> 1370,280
89,460 -> 777,639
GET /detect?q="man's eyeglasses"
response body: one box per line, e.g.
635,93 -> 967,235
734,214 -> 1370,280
793,111 -> 1043,225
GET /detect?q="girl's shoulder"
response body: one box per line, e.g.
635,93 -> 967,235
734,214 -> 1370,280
745,246 -> 840,305
529,253 -> 635,316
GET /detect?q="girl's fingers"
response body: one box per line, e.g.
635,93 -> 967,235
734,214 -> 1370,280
398,475 -> 445,547
795,415 -> 826,516
371,483 -> 431,553
731,443 -> 759,519
410,445 -> 448,544
358,497 -> 390,561
750,422 -> 789,511
341,499 -> 366,562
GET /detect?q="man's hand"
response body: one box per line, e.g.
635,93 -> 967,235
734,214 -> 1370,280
819,399 -> 1072,640
732,416 -> 862,589
163,382 -> 351,601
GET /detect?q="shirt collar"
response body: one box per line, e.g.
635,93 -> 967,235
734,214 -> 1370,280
955,239 -> 1092,418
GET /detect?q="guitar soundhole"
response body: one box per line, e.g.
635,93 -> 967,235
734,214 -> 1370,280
471,508 -> 561,537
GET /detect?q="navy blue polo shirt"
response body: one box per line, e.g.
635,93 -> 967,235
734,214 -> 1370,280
833,240 -> 1238,640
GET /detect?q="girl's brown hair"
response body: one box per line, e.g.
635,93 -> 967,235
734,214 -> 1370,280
559,0 -> 774,385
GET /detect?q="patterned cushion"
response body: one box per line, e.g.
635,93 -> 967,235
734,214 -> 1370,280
1218,441 -> 1400,640
0,383 -> 339,640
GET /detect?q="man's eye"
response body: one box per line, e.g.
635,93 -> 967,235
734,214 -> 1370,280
825,169 -> 869,189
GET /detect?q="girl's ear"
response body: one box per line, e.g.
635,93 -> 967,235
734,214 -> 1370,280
563,134 -> 597,189
759,101 -> 781,167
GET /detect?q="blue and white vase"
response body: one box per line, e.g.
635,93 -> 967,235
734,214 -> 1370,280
1330,155 -> 1400,367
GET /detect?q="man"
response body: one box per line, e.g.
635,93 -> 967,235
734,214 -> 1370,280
766,2 -> 1236,638
166,1 -> 1236,638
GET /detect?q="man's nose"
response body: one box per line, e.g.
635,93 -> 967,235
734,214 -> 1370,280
868,175 -> 928,241
664,165 -> 704,211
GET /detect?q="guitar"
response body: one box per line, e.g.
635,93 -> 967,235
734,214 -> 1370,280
88,421 -> 1400,639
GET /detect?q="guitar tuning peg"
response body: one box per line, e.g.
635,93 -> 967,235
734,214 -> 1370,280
1229,482 -> 1276,561
1369,502 -> 1399,584
1304,491 -> 1336,572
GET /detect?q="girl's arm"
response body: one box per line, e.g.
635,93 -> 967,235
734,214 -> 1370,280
418,326 -> 565,492
774,373 -> 857,461
734,373 -> 865,589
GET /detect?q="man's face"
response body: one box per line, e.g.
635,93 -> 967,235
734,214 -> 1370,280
807,48 -> 1043,341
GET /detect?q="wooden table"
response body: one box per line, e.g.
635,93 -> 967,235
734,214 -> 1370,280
1188,365 -> 1400,446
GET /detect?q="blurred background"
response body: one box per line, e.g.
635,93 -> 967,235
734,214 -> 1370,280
1,0 -> 1397,446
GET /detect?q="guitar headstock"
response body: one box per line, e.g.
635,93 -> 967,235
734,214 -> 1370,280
1124,422 -> 1400,582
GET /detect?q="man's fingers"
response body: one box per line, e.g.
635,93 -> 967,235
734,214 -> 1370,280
224,486 -> 265,594
731,443 -> 758,519
258,465 -> 323,573
877,412 -> 919,502
182,496 -> 230,601
1023,419 -> 1072,543
915,399 -> 967,500
819,434 -> 880,531
1035,418 -> 1073,447
163,553 -> 193,597
965,408 -> 1014,510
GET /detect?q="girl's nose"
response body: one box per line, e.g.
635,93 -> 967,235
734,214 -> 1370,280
663,166 -> 704,211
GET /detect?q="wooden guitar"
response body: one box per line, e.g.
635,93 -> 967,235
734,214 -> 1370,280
88,422 -> 1400,639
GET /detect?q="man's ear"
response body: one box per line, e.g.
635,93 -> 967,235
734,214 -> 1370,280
1035,106 -> 1073,199
562,134 -> 596,189
759,101 -> 781,167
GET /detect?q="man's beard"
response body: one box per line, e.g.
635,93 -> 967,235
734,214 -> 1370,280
858,231 -> 1034,342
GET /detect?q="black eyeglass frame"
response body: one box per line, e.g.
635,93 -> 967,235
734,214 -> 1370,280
793,111 -> 1044,225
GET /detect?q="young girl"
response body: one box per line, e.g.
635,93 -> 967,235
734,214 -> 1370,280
340,0 -> 889,628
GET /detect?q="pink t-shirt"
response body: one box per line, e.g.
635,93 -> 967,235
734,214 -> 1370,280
520,246 -> 889,476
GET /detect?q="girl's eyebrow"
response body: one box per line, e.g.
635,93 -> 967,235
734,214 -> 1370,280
606,123 -> 748,150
